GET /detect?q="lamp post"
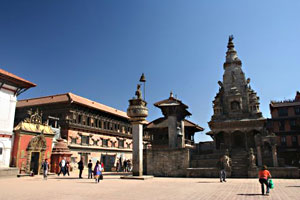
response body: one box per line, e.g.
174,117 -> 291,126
139,73 -> 146,101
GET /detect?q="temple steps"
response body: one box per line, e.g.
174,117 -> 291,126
230,150 -> 249,177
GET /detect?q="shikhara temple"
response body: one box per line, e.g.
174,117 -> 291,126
0,35 -> 299,178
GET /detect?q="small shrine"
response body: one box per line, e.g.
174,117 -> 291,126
11,109 -> 55,174
146,92 -> 203,149
51,138 -> 72,173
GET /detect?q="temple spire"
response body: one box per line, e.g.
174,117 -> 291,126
225,35 -> 240,63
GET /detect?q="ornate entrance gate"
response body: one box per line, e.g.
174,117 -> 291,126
26,134 -> 47,174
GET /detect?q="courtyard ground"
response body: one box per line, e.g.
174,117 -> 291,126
0,172 -> 299,200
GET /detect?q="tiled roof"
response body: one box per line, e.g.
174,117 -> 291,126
154,96 -> 188,108
17,93 -> 129,119
146,117 -> 204,131
0,68 -> 36,88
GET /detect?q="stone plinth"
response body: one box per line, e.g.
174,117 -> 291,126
145,148 -> 190,177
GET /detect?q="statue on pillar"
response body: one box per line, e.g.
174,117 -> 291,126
135,84 -> 142,99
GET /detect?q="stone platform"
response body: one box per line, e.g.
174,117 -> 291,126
0,167 -> 18,178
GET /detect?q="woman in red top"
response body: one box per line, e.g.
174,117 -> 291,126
259,165 -> 272,195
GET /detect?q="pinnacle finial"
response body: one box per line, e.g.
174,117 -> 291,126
227,35 -> 235,50
170,91 -> 173,98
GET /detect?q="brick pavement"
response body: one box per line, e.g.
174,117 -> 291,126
0,173 -> 299,200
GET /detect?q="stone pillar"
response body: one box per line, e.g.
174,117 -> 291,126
272,145 -> 278,167
180,120 -> 185,148
168,115 -> 177,148
132,123 -> 143,176
127,86 -> 148,177
256,146 -> 262,166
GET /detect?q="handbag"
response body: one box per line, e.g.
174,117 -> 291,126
268,179 -> 274,189
100,174 -> 103,180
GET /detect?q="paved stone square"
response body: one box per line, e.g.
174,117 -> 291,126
0,172 -> 299,200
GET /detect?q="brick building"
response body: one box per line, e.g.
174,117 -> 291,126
270,92 -> 300,167
15,93 -> 149,171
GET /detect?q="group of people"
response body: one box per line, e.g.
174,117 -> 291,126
75,159 -> 104,183
116,158 -> 131,172
86,160 -> 104,183
58,157 -> 70,176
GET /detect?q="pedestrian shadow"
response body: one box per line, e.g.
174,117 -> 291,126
237,194 -> 262,196
197,181 -> 216,183
51,177 -> 82,180
286,186 -> 300,187
77,182 -> 101,184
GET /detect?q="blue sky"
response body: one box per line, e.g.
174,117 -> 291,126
1,0 -> 300,142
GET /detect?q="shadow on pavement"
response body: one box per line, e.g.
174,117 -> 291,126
286,186 -> 300,187
51,177 -> 83,180
237,194 -> 262,196
197,181 -> 216,183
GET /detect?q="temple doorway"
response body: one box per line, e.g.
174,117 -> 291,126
30,152 -> 40,174
232,132 -> 245,149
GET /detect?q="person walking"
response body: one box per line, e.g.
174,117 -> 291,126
58,158 -> 66,176
259,165 -> 272,196
66,160 -> 70,176
78,159 -> 84,179
41,159 -> 49,180
93,161 -> 103,183
123,160 -> 128,172
217,157 -> 226,182
88,160 -> 93,179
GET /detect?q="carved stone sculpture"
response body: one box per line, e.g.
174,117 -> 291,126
135,84 -> 142,99
248,148 -> 256,169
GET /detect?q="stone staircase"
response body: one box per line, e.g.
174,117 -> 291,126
187,149 -> 251,178
230,149 -> 248,177
187,151 -> 223,177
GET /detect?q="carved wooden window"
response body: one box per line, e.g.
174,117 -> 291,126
295,107 -> 300,115
71,137 -> 77,144
111,141 -> 115,147
87,117 -> 91,126
119,140 -> 124,148
78,115 -> 82,124
102,139 -> 108,147
292,136 -> 298,147
278,108 -> 288,117
279,120 -> 285,131
109,122 -> 113,130
81,135 -> 90,146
